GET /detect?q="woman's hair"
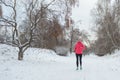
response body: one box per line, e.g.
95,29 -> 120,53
78,37 -> 83,42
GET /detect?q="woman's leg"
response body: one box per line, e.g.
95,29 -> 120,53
79,54 -> 82,69
76,54 -> 79,68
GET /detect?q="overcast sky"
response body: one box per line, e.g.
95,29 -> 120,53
71,0 -> 97,30
71,0 -> 98,40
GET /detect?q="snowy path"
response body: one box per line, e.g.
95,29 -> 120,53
0,44 -> 120,80
0,55 -> 120,80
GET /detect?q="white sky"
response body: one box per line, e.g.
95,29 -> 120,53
71,0 -> 97,30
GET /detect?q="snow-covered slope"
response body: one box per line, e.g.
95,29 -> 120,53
0,44 -> 120,80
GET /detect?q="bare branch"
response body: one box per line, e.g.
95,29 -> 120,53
0,17 -> 16,26
0,0 -> 14,9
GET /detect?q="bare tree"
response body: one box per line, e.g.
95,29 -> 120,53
0,0 -> 56,60
91,0 -> 120,55
0,0 -> 31,60
18,0 -> 57,60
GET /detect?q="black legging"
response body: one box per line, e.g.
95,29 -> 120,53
76,54 -> 82,67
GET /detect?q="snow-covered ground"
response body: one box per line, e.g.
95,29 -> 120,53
0,44 -> 120,80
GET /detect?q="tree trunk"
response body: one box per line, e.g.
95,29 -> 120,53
18,48 -> 23,60
70,38 -> 73,53
70,26 -> 73,54
0,5 -> 2,17
55,36 -> 58,45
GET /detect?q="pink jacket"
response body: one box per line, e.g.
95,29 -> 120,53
74,41 -> 85,54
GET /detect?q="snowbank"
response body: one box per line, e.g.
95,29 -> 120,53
0,44 -> 73,63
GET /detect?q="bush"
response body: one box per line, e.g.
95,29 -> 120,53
54,46 -> 69,56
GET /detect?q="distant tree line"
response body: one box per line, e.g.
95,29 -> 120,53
2,0 -> 119,60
